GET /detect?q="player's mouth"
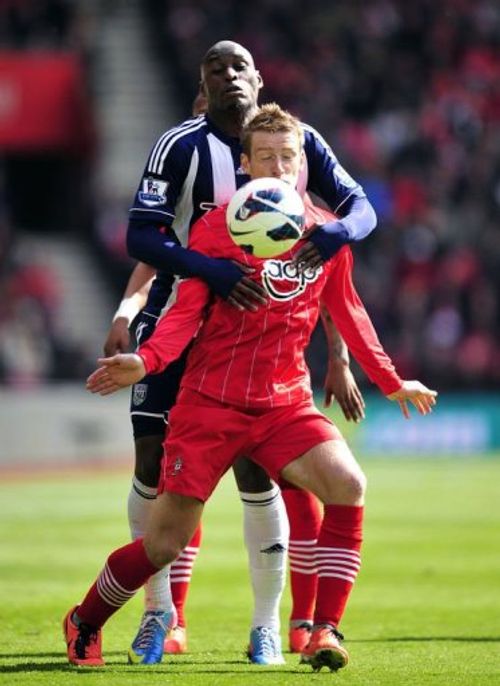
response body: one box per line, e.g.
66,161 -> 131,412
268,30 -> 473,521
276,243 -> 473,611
224,85 -> 244,98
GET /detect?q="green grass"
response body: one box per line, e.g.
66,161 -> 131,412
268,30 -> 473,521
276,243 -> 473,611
1,457 -> 500,685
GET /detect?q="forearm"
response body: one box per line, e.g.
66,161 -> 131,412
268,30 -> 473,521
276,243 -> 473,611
112,262 -> 156,324
138,278 -> 208,375
320,304 -> 349,365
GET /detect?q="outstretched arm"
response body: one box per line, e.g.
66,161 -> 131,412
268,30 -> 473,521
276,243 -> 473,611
87,277 -> 209,396
321,249 -> 437,417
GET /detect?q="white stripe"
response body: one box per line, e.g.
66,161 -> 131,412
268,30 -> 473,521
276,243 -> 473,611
97,566 -> 136,606
170,147 -> 199,248
171,561 -> 195,570
130,411 -> 165,418
289,556 -> 317,567
155,120 -> 207,175
290,566 -> 317,575
169,575 -> 192,583
245,301 -> 269,406
316,546 -> 360,557
207,133 -> 237,205
290,561 -> 318,571
218,310 -> 247,402
148,117 -> 201,172
288,539 -> 317,547
129,207 -> 175,218
149,117 -> 205,174
317,571 -> 357,583
317,561 -> 360,574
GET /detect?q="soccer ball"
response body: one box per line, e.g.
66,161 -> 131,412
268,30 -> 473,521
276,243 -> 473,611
226,177 -> 305,258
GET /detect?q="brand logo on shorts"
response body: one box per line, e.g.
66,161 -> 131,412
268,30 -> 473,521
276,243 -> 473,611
170,456 -> 183,476
132,383 -> 148,406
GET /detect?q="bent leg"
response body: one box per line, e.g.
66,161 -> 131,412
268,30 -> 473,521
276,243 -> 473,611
281,440 -> 365,630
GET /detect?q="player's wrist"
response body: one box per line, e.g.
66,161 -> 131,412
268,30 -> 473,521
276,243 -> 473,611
112,297 -> 141,325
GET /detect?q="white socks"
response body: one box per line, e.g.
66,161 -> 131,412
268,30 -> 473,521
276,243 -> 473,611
240,485 -> 289,632
128,476 -> 173,612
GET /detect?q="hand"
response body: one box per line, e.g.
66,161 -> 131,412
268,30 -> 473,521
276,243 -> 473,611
86,353 -> 146,396
201,257 -> 267,310
295,221 -> 350,269
293,240 -> 324,271
103,318 -> 130,356
324,360 -> 365,423
387,380 -> 438,419
226,261 -> 267,311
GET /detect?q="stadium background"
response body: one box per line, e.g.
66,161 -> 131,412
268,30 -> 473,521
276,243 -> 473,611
0,0 -> 498,464
1,3 -> 499,684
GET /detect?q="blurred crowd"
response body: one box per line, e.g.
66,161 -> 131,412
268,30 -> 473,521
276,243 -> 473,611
1,0 -> 499,389
147,0 -> 500,389
0,0 -> 92,385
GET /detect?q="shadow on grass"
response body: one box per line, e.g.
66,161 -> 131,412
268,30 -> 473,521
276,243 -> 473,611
349,636 -> 500,643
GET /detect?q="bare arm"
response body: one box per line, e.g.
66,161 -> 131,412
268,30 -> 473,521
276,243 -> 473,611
320,304 -> 365,422
103,262 -> 156,356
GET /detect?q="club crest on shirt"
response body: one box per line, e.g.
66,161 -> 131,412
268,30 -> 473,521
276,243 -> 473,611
138,177 -> 168,207
132,383 -> 148,406
262,259 -> 323,301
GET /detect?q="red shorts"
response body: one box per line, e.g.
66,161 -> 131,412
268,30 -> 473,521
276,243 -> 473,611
158,388 -> 342,502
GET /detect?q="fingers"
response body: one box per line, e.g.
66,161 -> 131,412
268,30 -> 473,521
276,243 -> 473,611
398,399 -> 410,419
323,388 -> 332,408
339,392 -> 366,422
293,243 -> 323,271
86,369 -> 120,395
227,278 -> 268,311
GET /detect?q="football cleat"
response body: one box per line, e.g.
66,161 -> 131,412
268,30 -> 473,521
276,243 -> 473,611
289,621 -> 312,653
300,624 -> 349,672
247,626 -> 285,665
128,610 -> 173,664
164,625 -> 187,654
63,605 -> 104,666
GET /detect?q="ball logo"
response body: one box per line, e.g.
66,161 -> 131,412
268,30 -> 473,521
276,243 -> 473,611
262,259 -> 323,301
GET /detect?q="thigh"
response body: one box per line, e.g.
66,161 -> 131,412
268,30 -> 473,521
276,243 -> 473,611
251,401 -> 341,483
281,439 -> 366,506
160,397 -> 249,503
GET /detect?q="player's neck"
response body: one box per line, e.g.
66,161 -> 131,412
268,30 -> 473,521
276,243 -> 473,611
208,105 -> 259,139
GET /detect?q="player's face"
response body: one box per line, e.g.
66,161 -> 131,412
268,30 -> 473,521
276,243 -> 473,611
201,48 -> 262,113
241,131 -> 304,187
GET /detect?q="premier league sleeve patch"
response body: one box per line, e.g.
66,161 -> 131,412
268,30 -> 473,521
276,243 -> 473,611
138,177 -> 169,207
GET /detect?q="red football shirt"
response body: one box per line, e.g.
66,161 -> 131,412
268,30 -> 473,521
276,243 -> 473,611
139,198 -> 402,408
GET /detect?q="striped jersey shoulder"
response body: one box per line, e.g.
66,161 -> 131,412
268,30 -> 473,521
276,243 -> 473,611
146,115 -> 208,176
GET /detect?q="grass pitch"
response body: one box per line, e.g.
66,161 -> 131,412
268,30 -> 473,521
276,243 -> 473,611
1,457 -> 500,685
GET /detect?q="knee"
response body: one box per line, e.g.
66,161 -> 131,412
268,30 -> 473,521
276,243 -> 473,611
143,534 -> 184,569
346,468 -> 367,503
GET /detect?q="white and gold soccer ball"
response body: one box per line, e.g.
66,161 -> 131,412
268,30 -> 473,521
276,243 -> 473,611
226,177 -> 305,258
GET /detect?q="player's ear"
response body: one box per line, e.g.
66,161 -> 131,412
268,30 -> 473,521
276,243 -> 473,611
241,153 -> 251,174
255,70 -> 263,90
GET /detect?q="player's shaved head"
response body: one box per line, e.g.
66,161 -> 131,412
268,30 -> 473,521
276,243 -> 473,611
201,40 -> 255,69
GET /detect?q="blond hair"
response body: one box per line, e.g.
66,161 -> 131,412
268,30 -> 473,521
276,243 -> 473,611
241,102 -> 304,156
